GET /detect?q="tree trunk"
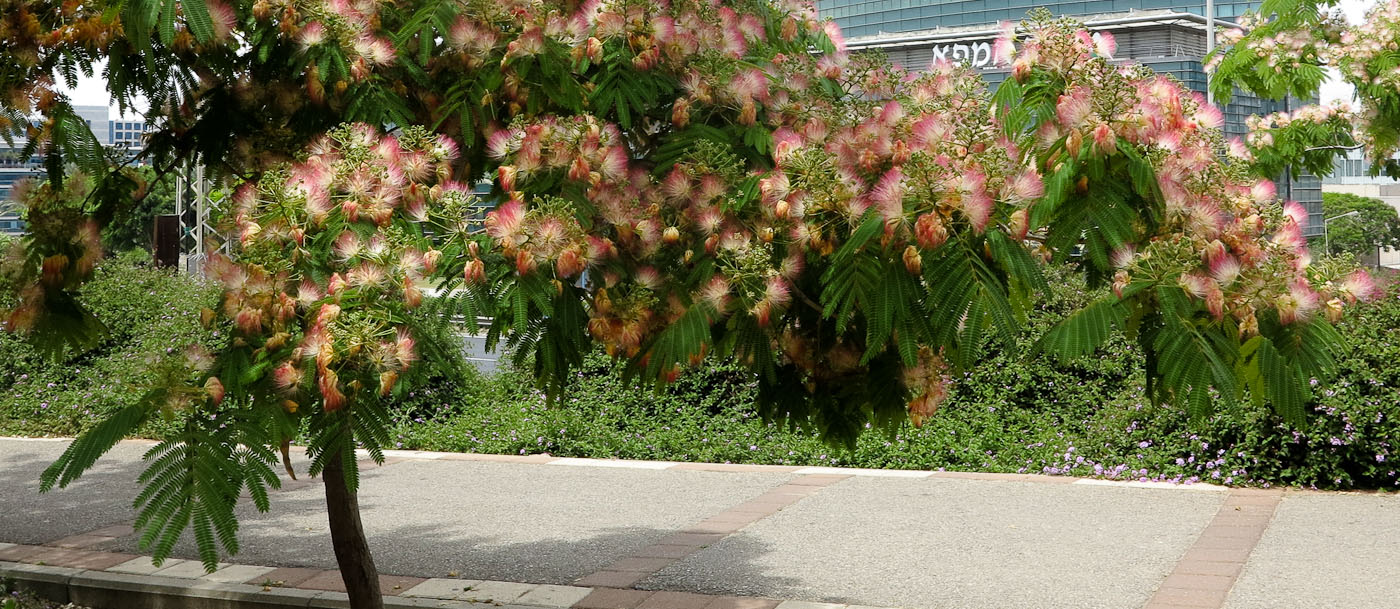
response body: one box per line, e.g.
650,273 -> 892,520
323,452 -> 384,609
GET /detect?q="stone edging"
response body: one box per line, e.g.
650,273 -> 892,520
0,437 -> 1233,491
0,557 -> 893,609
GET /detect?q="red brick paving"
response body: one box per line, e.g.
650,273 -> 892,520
47,534 -> 116,549
0,544 -> 48,562
22,547 -> 136,570
249,566 -> 324,587
700,596 -> 780,609
289,569 -> 425,595
636,590 -> 715,609
573,588 -> 656,608
575,570 -> 646,588
1143,488 -> 1282,609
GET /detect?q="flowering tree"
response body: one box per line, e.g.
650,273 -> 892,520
0,1 -> 1377,607
1209,0 -> 1400,176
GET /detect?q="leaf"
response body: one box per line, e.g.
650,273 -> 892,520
159,0 -> 178,46
182,0 -> 215,42
1036,297 -> 1127,362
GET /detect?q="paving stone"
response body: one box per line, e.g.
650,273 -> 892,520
457,580 -> 537,603
382,575 -> 428,596
636,591 -> 713,609
151,559 -> 227,578
516,584 -> 593,607
575,571 -> 644,589
402,577 -> 481,599
0,545 -> 46,562
633,545 -> 696,560
256,566 -> 329,587
107,556 -> 184,575
773,602 -> 847,609
702,596 -> 779,609
49,534 -> 115,549
200,564 -> 277,584
606,558 -> 674,573
573,588 -> 655,609
24,548 -> 135,570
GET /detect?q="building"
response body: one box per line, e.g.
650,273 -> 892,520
0,106 -> 148,236
817,0 -> 1324,236
109,118 -> 148,149
1323,150 -> 1400,268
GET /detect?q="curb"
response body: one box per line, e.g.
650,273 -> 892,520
0,560 -> 572,609
1,436 -> 1233,491
1,559 -> 888,609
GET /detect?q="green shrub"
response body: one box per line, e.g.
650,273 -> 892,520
390,268 -> 1400,490
5,253 -> 1397,490
0,252 -> 221,437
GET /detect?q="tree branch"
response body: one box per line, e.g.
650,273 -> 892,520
1304,144 -> 1364,152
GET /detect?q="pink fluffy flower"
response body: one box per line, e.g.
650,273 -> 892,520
485,199 -> 526,247
1282,201 -> 1309,229
992,21 -> 1016,66
1276,282 -> 1320,324
1342,270 -> 1379,302
1056,87 -> 1093,129
1092,31 -> 1116,58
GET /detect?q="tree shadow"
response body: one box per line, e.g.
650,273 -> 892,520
0,440 -> 149,544
10,454 -> 812,601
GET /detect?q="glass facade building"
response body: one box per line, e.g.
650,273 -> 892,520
819,0 -> 1325,235
819,0 -> 1258,38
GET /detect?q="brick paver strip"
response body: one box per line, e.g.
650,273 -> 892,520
574,587 -> 656,608
637,590 -> 714,609
576,570 -> 646,589
250,566 -> 325,587
23,548 -> 137,570
517,584 -> 594,607
702,596 -> 781,609
576,474 -> 850,591
0,545 -> 49,563
1144,488 -> 1283,609
45,534 -> 114,549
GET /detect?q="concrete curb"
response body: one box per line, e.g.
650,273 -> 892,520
0,436 -> 1233,491
0,561 -> 550,609
2,559 -> 888,609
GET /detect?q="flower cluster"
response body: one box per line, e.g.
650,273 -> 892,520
1212,0 -> 1400,169
0,175 -> 103,333
476,11 -> 1378,426
206,123 -> 453,413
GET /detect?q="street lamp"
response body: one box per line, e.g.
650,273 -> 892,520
1324,210 -> 1361,254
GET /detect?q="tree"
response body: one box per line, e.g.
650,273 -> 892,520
1311,192 -> 1400,259
1208,0 -> 1400,177
0,2 -> 1377,608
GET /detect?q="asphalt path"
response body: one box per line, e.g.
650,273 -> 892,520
2,437 -> 1397,609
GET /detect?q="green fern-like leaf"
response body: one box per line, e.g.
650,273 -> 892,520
1035,297 -> 1128,363
40,402 -> 149,491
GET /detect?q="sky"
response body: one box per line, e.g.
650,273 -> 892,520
62,0 -> 1377,115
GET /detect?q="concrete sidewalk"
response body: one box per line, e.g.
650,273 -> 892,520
1,437 -> 1396,609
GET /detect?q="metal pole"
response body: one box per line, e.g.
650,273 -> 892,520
1205,0 -> 1215,106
